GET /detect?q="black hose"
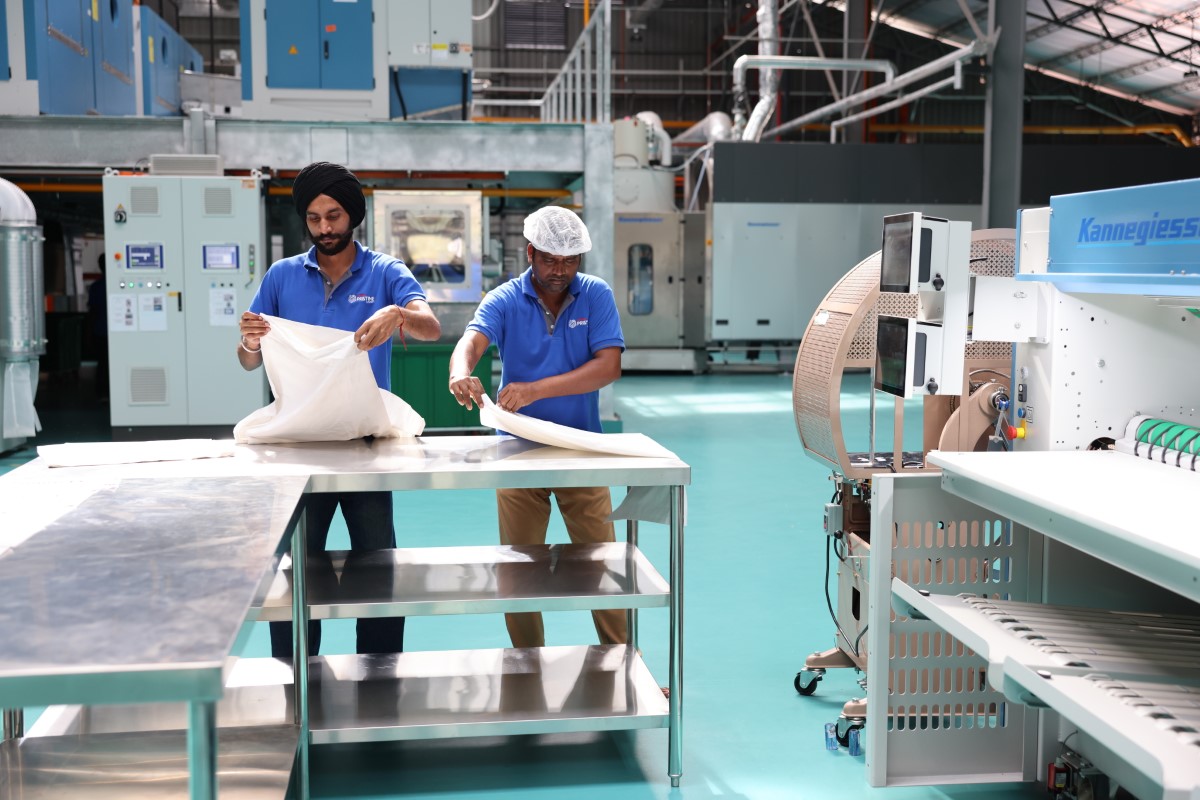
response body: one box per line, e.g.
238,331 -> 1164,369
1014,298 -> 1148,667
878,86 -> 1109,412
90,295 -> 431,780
391,69 -> 408,120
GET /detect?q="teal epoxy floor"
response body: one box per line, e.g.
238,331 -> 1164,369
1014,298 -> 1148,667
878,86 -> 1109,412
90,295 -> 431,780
2,370 -> 1043,800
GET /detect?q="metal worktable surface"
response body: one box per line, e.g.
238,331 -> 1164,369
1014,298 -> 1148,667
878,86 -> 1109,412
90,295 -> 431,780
8,435 -> 690,493
0,474 -> 309,708
2,434 -> 690,792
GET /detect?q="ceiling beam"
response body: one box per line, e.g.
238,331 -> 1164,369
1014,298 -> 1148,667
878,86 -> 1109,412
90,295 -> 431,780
1026,0 -> 1123,42
1034,2 -> 1200,70
1097,42 -> 1196,82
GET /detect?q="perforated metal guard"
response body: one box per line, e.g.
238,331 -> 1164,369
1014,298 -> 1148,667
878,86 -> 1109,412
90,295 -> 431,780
870,475 -> 1035,786
793,230 -> 1016,475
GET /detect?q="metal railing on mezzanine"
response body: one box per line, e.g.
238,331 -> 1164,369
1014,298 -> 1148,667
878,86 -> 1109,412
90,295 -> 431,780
539,0 -> 612,124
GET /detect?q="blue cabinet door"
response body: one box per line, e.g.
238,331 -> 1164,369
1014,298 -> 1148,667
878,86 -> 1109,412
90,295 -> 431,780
0,0 -> 10,82
265,0 -> 318,88
139,7 -> 178,115
180,38 -> 202,73
318,0 -> 372,90
40,0 -> 96,113
93,0 -> 135,114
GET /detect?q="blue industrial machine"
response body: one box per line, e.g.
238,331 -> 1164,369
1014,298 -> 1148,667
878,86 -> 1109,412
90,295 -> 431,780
1016,177 -> 1200,295
135,4 -> 200,117
239,0 -> 471,121
0,1 -> 10,85
92,0 -> 137,115
133,4 -> 203,117
0,0 -> 200,116
0,0 -> 137,115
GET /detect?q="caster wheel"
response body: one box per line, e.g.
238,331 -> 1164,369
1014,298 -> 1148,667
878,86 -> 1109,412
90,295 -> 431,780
794,670 -> 820,696
836,719 -> 865,748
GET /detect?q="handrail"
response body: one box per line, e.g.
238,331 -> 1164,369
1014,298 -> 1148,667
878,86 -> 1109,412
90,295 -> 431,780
541,0 -> 612,123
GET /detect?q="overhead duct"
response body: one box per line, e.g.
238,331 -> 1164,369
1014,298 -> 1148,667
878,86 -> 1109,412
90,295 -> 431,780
734,0 -> 781,142
635,110 -> 673,166
732,55 -> 898,142
763,38 -> 988,139
628,0 -> 666,38
673,111 -> 734,144
0,177 -> 44,451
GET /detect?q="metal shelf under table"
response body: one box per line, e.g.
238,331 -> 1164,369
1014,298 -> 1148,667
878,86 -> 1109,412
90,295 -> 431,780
0,724 -> 299,800
33,645 -> 669,746
254,542 -> 671,621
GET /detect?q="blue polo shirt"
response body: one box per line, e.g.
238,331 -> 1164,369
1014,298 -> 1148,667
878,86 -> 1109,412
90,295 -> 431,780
467,267 -> 623,433
249,242 -> 426,390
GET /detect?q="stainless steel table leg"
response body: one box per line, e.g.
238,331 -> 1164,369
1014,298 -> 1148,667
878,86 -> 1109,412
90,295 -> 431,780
668,485 -> 684,787
292,511 -> 311,800
187,700 -> 217,800
626,518 -> 639,652
2,708 -> 23,739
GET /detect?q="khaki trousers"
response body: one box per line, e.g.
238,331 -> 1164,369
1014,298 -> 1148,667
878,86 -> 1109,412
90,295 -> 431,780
496,486 -> 628,648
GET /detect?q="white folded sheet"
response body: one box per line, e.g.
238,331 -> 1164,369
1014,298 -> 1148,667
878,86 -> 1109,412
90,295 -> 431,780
234,315 -> 425,444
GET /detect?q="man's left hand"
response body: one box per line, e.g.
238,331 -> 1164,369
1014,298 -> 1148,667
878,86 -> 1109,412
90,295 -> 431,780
498,382 -> 541,413
354,305 -> 404,350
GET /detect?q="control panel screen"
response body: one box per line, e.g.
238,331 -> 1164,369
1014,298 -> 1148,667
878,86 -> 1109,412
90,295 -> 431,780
880,216 -> 914,292
203,244 -> 239,270
126,244 -> 164,269
874,315 -> 910,397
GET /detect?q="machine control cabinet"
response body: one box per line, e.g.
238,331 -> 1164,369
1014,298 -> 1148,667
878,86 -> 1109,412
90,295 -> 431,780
102,173 -> 267,428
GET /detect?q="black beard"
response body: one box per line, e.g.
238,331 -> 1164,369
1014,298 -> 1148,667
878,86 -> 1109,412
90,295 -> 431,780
311,228 -> 353,256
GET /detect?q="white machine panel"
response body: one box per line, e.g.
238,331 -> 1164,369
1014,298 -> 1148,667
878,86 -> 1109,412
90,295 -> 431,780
709,203 -> 808,341
103,174 -> 267,428
0,0 -> 38,115
613,212 -> 686,348
708,202 -> 983,343
1014,291 -> 1200,452
386,0 -> 472,69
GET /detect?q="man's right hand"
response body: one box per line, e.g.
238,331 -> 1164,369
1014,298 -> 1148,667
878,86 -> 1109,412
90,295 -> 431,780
240,312 -> 270,350
449,374 -> 485,411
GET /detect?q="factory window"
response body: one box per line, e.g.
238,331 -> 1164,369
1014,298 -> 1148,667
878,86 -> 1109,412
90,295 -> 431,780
628,244 -> 653,316
504,0 -> 567,50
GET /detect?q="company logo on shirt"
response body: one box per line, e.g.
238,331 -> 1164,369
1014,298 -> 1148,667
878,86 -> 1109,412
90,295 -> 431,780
348,293 -> 376,304
568,318 -> 588,329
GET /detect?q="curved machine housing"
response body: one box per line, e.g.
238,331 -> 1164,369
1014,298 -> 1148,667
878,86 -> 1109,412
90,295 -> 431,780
789,227 -> 1015,720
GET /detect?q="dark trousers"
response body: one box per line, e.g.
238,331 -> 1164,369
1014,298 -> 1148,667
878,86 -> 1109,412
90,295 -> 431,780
270,491 -> 405,658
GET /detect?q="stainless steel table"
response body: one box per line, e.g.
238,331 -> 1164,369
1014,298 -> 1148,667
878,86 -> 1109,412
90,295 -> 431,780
1,435 -> 690,794
0,472 -> 309,800
242,436 -> 690,791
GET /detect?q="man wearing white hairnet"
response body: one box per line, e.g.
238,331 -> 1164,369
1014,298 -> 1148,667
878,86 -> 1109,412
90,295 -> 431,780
449,206 -> 626,648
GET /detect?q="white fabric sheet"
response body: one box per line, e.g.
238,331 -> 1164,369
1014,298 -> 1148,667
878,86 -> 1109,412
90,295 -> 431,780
478,395 -> 677,459
3,361 -> 41,438
37,439 -> 236,468
234,315 -> 424,444
609,485 -> 688,526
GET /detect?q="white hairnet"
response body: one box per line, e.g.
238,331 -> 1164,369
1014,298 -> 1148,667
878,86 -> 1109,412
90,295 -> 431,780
523,206 -> 592,256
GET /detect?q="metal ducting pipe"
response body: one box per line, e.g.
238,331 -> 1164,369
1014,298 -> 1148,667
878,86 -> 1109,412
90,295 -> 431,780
628,0 -> 666,30
735,0 -> 781,142
733,54 -> 899,142
763,38 -> 988,140
0,177 -> 45,449
635,110 -> 674,166
0,179 -> 44,359
673,111 -> 735,144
